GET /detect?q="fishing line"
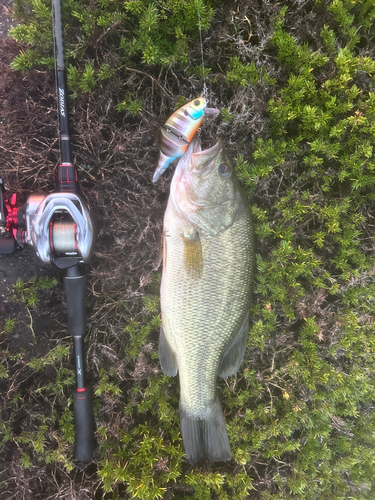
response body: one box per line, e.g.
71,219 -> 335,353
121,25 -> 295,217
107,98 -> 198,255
196,0 -> 208,97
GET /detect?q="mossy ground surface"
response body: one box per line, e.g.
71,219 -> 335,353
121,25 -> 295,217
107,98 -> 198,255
1,0 -> 375,499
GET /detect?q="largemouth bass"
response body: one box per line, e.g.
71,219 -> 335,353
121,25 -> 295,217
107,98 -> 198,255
153,97 -> 219,183
159,136 -> 255,464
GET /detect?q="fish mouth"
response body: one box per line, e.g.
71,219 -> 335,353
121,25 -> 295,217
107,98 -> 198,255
175,137 -> 223,177
190,139 -> 223,175
193,139 -> 223,159
174,138 -> 223,204
180,135 -> 202,165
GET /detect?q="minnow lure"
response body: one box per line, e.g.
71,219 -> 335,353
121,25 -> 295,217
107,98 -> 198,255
152,96 -> 219,182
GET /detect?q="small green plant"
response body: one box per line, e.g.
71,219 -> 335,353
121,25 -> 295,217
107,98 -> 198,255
95,368 -> 122,397
220,108 -> 233,122
11,276 -> 58,308
0,360 -> 9,380
28,344 -> 71,372
9,276 -> 58,341
9,0 -> 54,70
115,94 -> 143,115
226,56 -> 259,86
2,318 -> 16,334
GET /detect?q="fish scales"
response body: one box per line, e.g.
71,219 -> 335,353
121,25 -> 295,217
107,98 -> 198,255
159,137 -> 255,464
162,209 -> 253,415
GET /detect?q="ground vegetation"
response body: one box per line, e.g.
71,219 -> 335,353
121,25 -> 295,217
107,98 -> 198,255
1,0 -> 375,498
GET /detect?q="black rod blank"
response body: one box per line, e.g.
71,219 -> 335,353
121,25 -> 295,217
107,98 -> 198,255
52,0 -> 79,193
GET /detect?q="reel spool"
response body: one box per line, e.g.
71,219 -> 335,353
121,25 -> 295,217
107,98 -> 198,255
50,220 -> 77,255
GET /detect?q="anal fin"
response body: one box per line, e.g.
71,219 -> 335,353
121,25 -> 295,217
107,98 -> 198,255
159,326 -> 178,376
218,312 -> 249,378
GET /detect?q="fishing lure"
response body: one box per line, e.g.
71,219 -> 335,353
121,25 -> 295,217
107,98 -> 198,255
152,96 -> 219,182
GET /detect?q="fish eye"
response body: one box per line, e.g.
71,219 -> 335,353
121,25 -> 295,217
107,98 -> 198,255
218,163 -> 231,177
194,99 -> 201,106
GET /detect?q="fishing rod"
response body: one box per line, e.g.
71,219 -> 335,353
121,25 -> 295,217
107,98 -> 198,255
52,0 -> 96,461
0,0 -> 96,462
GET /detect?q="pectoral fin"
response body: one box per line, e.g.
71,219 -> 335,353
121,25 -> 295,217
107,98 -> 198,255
159,326 -> 178,376
183,229 -> 203,278
218,312 -> 249,378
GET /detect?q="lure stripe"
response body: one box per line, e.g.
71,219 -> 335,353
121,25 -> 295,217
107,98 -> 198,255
169,111 -> 190,123
170,117 -> 198,140
162,141 -> 187,156
169,114 -> 191,128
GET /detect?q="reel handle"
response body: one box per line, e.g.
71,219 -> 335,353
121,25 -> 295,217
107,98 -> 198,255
0,237 -> 17,255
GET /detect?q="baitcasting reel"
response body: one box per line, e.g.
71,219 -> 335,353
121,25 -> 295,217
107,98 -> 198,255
0,178 -> 94,269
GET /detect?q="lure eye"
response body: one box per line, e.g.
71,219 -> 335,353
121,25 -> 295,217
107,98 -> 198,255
218,163 -> 231,177
194,99 -> 201,106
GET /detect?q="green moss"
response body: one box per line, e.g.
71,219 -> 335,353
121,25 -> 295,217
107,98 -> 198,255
3,0 -> 375,498
9,0 -> 216,98
0,339 -> 75,472
11,276 -> 58,308
231,1 -> 375,496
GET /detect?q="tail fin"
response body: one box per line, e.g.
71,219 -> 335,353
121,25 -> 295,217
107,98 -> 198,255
180,397 -> 231,465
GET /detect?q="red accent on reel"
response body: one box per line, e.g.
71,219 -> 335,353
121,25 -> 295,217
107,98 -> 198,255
49,221 -> 54,252
4,193 -> 19,233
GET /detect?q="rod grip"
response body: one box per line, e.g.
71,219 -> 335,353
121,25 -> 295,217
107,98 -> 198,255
63,272 -> 86,337
73,386 -> 95,461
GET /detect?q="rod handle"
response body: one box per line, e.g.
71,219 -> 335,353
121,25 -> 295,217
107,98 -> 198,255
63,270 -> 86,337
73,386 -> 95,461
